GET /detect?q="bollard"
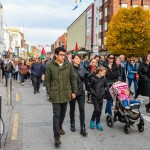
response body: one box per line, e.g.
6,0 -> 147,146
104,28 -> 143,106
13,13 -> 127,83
7,78 -> 12,106
0,69 -> 2,82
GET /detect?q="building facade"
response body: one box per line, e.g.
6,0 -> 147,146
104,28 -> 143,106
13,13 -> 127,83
67,12 -> 86,52
97,0 -> 150,55
67,3 -> 94,55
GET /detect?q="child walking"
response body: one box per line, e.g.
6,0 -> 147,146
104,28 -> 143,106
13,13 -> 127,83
89,66 -> 108,131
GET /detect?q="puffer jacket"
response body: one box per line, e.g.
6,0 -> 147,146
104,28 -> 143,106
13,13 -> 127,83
90,73 -> 108,102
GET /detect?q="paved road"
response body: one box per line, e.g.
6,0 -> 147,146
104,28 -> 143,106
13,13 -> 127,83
1,80 -> 150,150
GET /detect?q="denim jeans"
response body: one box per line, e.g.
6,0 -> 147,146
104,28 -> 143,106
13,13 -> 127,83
52,102 -> 68,138
20,74 -> 26,83
105,100 -> 112,116
32,76 -> 41,92
128,78 -> 137,94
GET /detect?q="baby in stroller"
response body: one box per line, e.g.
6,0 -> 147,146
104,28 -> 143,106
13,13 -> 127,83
107,81 -> 144,134
110,81 -> 141,109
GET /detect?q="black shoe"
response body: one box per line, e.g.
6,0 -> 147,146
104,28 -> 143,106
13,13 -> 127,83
54,138 -> 61,147
70,123 -> 76,132
59,128 -> 65,135
34,91 -> 36,94
37,91 -> 40,93
80,124 -> 88,137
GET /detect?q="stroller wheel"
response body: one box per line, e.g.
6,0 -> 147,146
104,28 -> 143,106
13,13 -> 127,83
138,124 -> 144,132
106,115 -> 114,128
124,125 -> 129,134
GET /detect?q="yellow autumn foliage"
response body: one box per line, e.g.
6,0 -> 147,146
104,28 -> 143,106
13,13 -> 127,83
106,7 -> 150,57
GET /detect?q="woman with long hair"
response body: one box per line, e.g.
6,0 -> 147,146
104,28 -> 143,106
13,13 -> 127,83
19,59 -> 28,86
103,54 -> 121,115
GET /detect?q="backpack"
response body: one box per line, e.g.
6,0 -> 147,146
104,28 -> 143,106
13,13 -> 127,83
6,62 -> 14,73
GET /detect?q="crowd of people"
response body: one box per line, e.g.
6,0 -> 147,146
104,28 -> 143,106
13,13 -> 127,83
0,48 -> 150,147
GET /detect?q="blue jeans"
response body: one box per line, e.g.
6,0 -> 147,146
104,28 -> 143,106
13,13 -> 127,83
105,100 -> 112,116
128,78 -> 137,94
122,99 -> 141,108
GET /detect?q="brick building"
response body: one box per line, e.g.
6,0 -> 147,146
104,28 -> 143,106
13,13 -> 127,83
51,32 -> 67,53
97,0 -> 150,54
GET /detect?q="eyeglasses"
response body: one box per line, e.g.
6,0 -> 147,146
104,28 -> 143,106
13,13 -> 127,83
58,54 -> 66,57
109,57 -> 114,59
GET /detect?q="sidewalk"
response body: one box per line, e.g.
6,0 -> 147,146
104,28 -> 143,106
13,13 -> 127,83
0,81 -> 13,149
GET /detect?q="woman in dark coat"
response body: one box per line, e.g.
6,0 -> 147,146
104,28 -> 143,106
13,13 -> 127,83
69,54 -> 90,136
135,54 -> 150,112
116,57 -> 126,82
103,54 -> 121,115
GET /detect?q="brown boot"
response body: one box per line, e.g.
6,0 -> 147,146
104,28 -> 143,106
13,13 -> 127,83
59,128 -> 65,135
54,138 -> 61,147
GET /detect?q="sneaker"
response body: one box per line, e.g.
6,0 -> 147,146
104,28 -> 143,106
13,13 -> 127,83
90,120 -> 95,129
59,128 -> 65,135
22,83 -> 24,86
87,100 -> 91,104
96,123 -> 103,131
54,138 -> 61,147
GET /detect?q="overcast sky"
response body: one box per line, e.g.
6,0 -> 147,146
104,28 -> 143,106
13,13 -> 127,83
1,0 -> 93,50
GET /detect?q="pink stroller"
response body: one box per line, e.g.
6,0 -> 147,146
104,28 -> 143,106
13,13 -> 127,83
106,81 -> 144,134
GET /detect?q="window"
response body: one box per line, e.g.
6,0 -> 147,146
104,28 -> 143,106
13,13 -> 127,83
104,22 -> 108,30
121,4 -> 128,8
100,0 -> 103,6
105,7 -> 109,17
132,5 -> 138,8
96,18 -> 97,27
100,11 -> 102,19
104,37 -> 106,45
99,38 -> 102,46
100,25 -> 102,32
143,5 -> 149,10
95,34 -> 97,45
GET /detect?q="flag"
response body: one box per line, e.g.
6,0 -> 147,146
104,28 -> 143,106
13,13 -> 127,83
74,42 -> 78,54
41,47 -> 46,55
73,5 -> 78,11
40,47 -> 46,59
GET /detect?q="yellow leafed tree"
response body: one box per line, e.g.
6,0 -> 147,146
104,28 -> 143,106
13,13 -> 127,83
106,7 -> 150,57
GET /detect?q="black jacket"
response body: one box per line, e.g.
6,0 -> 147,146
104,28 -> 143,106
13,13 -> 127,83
90,73 -> 108,102
118,65 -> 126,82
74,65 -> 90,96
103,61 -> 121,100
137,62 -> 150,96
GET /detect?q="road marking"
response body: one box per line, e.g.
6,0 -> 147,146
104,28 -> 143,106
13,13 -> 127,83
11,113 -> 19,140
16,93 -> 20,102
142,114 -> 150,122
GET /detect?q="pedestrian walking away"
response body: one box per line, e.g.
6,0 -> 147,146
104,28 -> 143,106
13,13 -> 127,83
45,47 -> 78,147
